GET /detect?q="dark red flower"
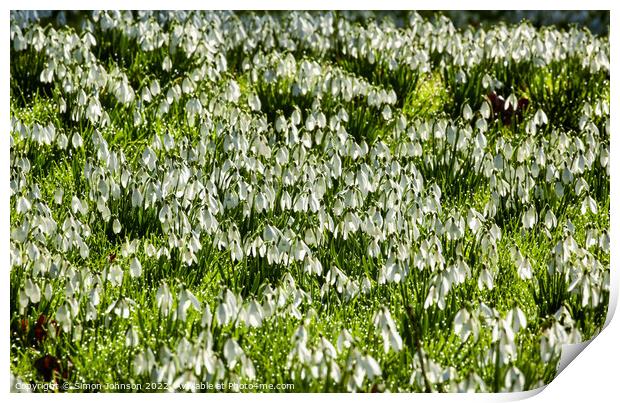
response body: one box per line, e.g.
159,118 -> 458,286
34,354 -> 62,382
33,315 -> 48,344
486,92 -> 529,125
20,318 -> 29,334
487,92 -> 505,115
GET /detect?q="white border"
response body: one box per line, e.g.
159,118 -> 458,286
3,2 -> 617,402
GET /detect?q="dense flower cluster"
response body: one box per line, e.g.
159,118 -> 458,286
10,11 -> 609,392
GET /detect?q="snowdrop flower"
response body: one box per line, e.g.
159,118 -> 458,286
186,98 -> 202,126
24,278 -> 41,303
453,308 -> 479,342
480,100 -> 491,119
53,188 -> 64,204
107,298 -> 134,319
360,355 -> 382,380
478,266 -> 494,290
129,257 -> 142,278
534,109 -> 548,125
177,289 -> 200,322
522,205 -> 537,229
581,195 -> 598,215
337,328 -> 354,353
126,326 -> 140,347
223,338 -> 244,369
512,248 -> 533,280
243,299 -> 264,327
56,303 -> 72,332
112,218 -> 121,234
156,282 -> 173,314
201,304 -> 213,328
16,196 -> 31,214
107,264 -> 124,286
373,307 -> 403,353
248,93 -> 261,111
543,209 -> 557,229
506,307 -> 527,333
216,289 -> 239,326
503,366 -> 525,392
141,147 -> 157,171
462,103 -> 473,121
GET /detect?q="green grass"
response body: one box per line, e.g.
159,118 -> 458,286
10,11 -> 609,393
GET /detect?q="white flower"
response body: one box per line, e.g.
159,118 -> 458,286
522,206 -> 537,229
201,305 -> 213,328
16,196 -> 31,214
216,302 -> 232,326
480,100 -> 491,119
130,257 -> 142,278
337,329 -> 354,353
361,355 -> 382,379
108,264 -> 124,286
478,267 -> 494,290
223,338 -> 244,369
44,283 -> 53,301
126,326 -> 139,347
462,104 -> 473,121
517,257 -> 532,280
112,218 -> 122,234
71,132 -> 83,149
248,93 -> 261,111
56,303 -> 72,332
186,98 -> 202,126
581,195 -> 598,215
141,147 -> 157,171
382,105 -> 392,120
543,210 -> 557,229
177,289 -> 200,322
507,307 -> 527,333
244,299 -> 263,327
54,188 -> 64,204
453,308 -> 479,342
505,93 -> 518,110
467,209 -> 483,234
373,307 -> 403,353
24,278 -> 41,303
503,366 -> 525,392
156,282 -> 173,314
131,187 -> 143,208
534,109 -> 548,125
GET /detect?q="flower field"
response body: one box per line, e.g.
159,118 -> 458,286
10,11 -> 610,392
